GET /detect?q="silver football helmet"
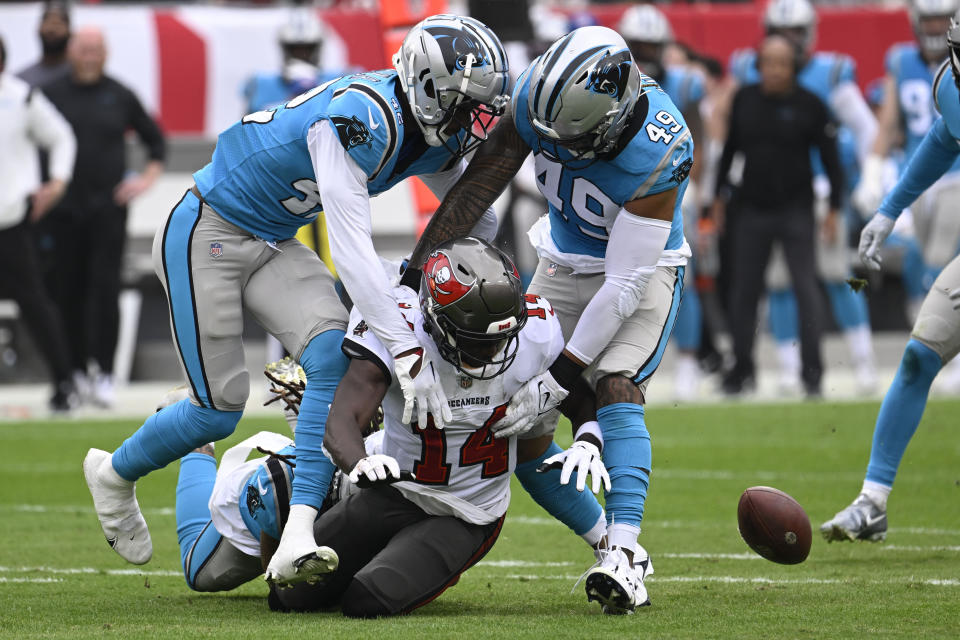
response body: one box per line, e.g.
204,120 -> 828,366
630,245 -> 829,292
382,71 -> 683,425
525,26 -> 641,163
947,18 -> 960,89
913,0 -> 959,61
764,0 -> 817,53
393,14 -> 510,158
420,237 -> 526,380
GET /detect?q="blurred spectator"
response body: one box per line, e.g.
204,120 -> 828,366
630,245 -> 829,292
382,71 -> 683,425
17,1 -> 72,89
715,35 -> 843,397
38,26 -> 165,408
0,35 -> 78,412
242,8 -> 342,113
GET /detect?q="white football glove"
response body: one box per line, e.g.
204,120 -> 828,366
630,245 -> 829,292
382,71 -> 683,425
858,213 -> 896,271
348,454 -> 405,487
393,348 -> 452,429
949,287 -> 960,311
538,440 -> 610,494
851,154 -> 886,217
492,370 -> 568,439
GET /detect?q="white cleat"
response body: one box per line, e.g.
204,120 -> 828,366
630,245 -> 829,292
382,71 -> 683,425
584,545 -> 652,614
265,536 -> 339,588
82,448 -> 152,564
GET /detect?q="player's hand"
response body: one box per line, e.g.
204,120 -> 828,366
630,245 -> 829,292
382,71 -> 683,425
492,370 -> 568,439
537,440 -> 610,494
858,213 -> 896,271
29,179 -> 66,222
348,454 -> 411,488
949,286 -> 960,311
393,348 -> 452,428
113,173 -> 152,205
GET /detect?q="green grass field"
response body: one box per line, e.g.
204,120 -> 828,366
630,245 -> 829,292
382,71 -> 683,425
1,400 -> 958,639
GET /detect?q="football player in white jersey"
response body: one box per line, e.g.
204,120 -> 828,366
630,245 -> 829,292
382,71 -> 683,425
272,237 -> 612,617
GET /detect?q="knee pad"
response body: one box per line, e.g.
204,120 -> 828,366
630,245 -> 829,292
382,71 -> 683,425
342,579 -> 391,618
300,329 -> 349,385
899,339 -> 943,385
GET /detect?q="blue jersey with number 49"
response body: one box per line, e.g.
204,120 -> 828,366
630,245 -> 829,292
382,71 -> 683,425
194,70 -> 463,242
512,70 -> 691,260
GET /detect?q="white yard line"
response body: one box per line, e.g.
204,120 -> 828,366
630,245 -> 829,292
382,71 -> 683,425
0,577 -> 64,583
4,504 -> 176,516
496,574 -> 960,587
0,566 -> 182,577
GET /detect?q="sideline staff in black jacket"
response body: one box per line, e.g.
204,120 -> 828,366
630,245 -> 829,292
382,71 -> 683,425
714,34 -> 844,397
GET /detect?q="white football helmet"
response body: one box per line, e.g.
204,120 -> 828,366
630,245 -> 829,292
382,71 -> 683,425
764,0 -> 817,53
913,0 -> 959,61
525,26 -> 642,163
947,18 -> 960,86
618,5 -> 673,44
278,9 -> 323,70
393,14 -> 510,158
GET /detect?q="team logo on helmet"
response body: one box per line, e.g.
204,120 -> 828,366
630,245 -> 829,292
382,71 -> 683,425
586,50 -> 633,101
424,250 -> 476,307
424,26 -> 489,74
330,115 -> 372,150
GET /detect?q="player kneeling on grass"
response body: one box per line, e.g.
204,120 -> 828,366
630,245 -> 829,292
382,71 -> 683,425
271,237 -> 609,617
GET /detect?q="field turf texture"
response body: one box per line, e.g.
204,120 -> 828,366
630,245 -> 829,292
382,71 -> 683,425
1,399 -> 958,639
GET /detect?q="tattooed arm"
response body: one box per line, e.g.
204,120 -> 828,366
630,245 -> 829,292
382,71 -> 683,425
407,112 -> 532,269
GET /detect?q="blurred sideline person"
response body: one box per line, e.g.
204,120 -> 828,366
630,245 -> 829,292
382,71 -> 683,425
404,26 -> 692,613
854,0 -> 960,391
80,16 -> 515,589
276,238 -> 614,617
715,34 -> 844,397
242,8 -> 346,364
17,1 -> 71,89
619,4 -> 707,401
822,20 -> 960,544
39,27 -> 166,408
724,0 -> 878,393
0,35 -> 77,412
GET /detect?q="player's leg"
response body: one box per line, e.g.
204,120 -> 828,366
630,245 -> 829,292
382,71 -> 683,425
84,194 -> 261,564
176,446 -> 263,591
243,238 -> 350,584
671,258 -> 702,401
342,511 -> 504,617
580,264 -> 683,613
777,204 -> 824,396
765,245 -> 803,394
821,254 -> 960,542
273,485 -> 429,612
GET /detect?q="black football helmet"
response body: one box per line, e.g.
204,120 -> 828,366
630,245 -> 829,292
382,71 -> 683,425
420,237 -> 526,380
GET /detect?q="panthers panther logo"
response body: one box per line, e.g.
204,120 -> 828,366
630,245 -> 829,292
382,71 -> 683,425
424,250 -> 476,307
424,26 -> 489,74
586,50 -> 633,101
330,115 -> 372,150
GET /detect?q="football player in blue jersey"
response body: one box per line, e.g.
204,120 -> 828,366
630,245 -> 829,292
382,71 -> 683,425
619,4 -> 707,400
82,14 -> 512,585
821,19 -> 960,543
856,0 -> 960,316
724,0 -> 879,395
403,26 -> 693,614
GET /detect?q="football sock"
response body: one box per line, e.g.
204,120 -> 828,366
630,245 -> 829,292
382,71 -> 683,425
768,289 -> 798,343
113,399 -> 241,481
515,442 -> 605,539
607,523 -> 641,552
861,480 -> 892,511
672,286 -> 701,351
598,403 -> 650,528
175,452 -> 217,573
826,281 -> 869,331
845,324 -> 875,365
776,342 -> 801,383
865,339 -> 942,488
289,329 -> 348,509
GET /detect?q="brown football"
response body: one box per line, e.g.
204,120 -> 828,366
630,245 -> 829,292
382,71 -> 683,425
737,486 -> 812,565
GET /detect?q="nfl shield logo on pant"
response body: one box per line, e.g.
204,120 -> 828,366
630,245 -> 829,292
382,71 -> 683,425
209,242 -> 223,259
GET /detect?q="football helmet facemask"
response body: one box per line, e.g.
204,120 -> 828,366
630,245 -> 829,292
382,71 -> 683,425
394,14 -> 510,159
763,0 -> 817,55
913,0 -> 959,62
419,237 -> 526,380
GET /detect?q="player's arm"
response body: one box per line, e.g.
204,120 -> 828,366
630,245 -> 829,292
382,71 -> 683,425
114,87 -> 165,206
813,105 -> 845,213
322,357 -> 389,473
829,83 -> 877,165
557,187 -> 677,376
308,120 -> 419,358
406,111 -> 532,270
870,74 -> 899,158
417,160 -> 498,243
